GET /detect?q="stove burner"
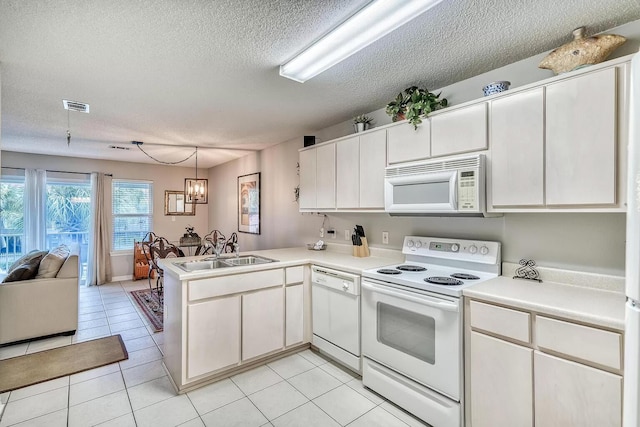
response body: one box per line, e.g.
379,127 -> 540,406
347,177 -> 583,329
396,265 -> 427,272
450,273 -> 480,280
377,269 -> 402,275
425,276 -> 464,286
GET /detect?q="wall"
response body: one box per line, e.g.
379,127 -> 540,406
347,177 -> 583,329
209,20 -> 639,276
1,151 -> 208,278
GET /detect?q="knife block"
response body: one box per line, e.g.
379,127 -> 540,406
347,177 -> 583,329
352,237 -> 370,257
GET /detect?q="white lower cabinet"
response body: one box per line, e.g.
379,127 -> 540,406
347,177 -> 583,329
285,284 -> 304,346
470,331 -> 533,427
242,287 -> 284,361
164,266 -> 309,391
187,295 -> 241,379
534,351 -> 622,427
467,298 -> 623,427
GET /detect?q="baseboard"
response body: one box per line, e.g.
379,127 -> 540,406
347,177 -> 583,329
111,275 -> 133,282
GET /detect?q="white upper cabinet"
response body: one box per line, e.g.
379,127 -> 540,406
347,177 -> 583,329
387,121 -> 430,164
359,130 -> 387,208
488,61 -> 626,212
298,148 -> 316,209
335,129 -> 387,209
490,88 -> 545,207
545,67 -> 617,206
431,103 -> 487,157
316,143 -> 336,208
299,143 -> 336,210
336,136 -> 360,208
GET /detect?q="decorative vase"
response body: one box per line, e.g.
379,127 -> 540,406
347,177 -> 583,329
538,27 -> 626,74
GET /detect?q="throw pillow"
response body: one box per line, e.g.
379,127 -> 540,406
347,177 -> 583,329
2,252 -> 46,283
7,250 -> 48,274
36,244 -> 71,279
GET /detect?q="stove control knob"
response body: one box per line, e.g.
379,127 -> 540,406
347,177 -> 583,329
450,243 -> 459,252
480,245 -> 489,255
415,241 -> 422,248
407,240 -> 414,247
469,244 -> 478,254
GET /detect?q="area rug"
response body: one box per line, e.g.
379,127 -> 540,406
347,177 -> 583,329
0,335 -> 128,393
129,289 -> 163,332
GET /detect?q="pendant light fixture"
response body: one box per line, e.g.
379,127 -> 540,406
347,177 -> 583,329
279,0 -> 444,83
184,147 -> 208,204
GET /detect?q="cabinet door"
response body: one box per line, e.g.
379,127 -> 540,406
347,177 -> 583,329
470,331 -> 533,427
316,143 -> 336,208
359,129 -> 387,208
490,88 -> 544,207
187,296 -> 241,379
336,136 -> 360,208
387,121 -> 430,164
242,287 -> 284,360
431,103 -> 487,157
546,67 -> 617,206
299,148 -> 316,209
285,284 -> 303,346
534,351 -> 622,427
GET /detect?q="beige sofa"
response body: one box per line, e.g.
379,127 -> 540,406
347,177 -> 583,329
0,251 -> 79,346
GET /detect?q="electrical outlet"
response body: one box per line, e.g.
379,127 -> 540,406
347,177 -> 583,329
319,227 -> 325,238
382,231 -> 389,244
327,229 -> 336,239
345,230 -> 351,240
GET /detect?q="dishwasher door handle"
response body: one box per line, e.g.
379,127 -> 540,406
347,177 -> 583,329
362,281 -> 459,313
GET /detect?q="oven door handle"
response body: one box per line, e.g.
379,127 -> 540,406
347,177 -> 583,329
362,281 -> 459,313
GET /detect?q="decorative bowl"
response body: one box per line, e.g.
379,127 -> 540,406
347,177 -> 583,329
482,81 -> 511,96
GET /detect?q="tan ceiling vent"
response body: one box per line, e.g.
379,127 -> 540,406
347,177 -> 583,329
63,99 -> 90,113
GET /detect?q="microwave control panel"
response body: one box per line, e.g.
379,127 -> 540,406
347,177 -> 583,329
458,170 -> 477,210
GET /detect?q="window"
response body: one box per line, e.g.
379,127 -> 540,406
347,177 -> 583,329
112,180 -> 153,251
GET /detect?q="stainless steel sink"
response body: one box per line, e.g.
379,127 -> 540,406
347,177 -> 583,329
223,255 -> 277,266
173,255 -> 277,272
174,259 -> 232,272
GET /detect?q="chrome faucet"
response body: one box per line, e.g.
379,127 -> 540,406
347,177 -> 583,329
213,237 -> 225,259
233,242 -> 239,258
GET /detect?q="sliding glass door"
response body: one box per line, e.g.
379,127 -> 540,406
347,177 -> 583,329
0,169 -> 91,282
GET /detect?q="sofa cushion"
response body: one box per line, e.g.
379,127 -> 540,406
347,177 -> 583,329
7,250 -> 48,274
36,245 -> 71,279
2,252 -> 46,283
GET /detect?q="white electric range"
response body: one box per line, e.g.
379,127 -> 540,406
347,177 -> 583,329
360,236 -> 501,427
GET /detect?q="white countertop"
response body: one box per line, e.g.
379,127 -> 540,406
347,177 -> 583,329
158,244 -> 404,280
463,275 -> 626,331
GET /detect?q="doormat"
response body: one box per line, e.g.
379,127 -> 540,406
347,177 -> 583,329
0,335 -> 128,394
129,289 -> 163,332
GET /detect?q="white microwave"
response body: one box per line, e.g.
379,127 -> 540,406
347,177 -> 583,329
384,154 -> 487,216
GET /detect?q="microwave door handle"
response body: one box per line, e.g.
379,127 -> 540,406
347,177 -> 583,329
362,282 -> 459,313
449,171 -> 458,210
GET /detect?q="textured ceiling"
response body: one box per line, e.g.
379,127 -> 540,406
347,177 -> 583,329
1,0 -> 640,168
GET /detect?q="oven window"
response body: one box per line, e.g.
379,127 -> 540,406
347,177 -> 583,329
393,181 -> 450,205
377,302 -> 436,364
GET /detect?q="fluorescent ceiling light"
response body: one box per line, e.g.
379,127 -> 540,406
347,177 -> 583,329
280,0 -> 444,83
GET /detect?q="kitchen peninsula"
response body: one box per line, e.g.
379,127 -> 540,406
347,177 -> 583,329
158,246 -> 403,392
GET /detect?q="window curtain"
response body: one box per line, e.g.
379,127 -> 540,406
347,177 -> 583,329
23,169 -> 46,252
86,172 -> 111,286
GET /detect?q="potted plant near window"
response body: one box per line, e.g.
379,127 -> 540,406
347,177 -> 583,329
386,86 -> 448,130
353,115 -> 373,133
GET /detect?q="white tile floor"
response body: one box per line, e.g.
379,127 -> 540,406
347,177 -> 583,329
0,280 -> 429,427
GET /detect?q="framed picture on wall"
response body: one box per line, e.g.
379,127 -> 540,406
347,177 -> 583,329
238,172 -> 261,234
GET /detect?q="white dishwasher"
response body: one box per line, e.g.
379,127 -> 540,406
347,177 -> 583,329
311,265 -> 361,373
